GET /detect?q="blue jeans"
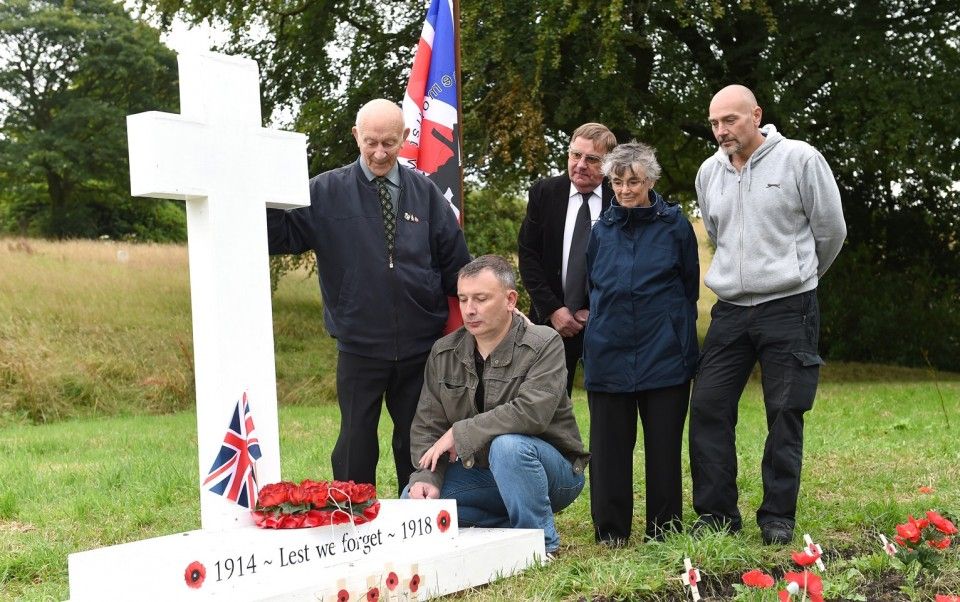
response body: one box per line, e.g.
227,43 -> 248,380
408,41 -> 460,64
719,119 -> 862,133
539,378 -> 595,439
403,434 -> 585,553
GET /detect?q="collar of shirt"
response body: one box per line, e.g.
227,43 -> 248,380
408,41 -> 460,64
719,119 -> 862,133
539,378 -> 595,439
358,157 -> 401,188
568,182 -> 602,202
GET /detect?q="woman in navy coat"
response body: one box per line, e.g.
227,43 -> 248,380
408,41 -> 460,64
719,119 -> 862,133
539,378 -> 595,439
583,141 -> 700,544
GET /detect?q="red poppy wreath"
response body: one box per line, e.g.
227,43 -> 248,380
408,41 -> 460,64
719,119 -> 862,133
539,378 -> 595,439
252,480 -> 380,529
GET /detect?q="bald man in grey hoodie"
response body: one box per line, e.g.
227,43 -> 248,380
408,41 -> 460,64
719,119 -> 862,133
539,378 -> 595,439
689,85 -> 846,546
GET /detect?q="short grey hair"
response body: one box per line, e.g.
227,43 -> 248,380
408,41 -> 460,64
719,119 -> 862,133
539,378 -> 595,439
458,255 -> 516,290
601,141 -> 661,182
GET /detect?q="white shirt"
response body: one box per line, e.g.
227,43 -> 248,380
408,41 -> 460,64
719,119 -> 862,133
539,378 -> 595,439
560,183 -> 603,294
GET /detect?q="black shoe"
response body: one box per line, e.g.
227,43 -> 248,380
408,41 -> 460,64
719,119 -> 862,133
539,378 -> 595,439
760,520 -> 794,545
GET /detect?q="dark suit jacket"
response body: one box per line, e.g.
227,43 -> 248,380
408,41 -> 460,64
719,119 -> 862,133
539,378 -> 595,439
518,174 -> 614,324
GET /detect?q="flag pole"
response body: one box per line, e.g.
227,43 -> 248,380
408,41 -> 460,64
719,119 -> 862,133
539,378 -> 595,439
453,0 -> 466,227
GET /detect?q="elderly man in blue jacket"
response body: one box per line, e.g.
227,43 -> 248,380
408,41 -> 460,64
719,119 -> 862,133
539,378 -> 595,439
267,99 -> 471,495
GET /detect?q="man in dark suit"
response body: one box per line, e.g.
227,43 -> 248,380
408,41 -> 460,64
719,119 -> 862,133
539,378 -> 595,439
518,123 -> 617,395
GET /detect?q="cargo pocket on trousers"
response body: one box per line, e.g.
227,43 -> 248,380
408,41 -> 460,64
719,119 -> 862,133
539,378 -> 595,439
784,351 -> 825,410
792,351 -> 825,368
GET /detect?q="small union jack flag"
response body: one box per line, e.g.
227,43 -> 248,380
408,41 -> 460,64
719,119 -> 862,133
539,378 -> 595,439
202,392 -> 261,508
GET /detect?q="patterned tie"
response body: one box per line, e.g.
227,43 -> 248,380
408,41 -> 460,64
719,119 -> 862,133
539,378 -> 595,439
375,176 -> 396,265
565,192 -> 592,311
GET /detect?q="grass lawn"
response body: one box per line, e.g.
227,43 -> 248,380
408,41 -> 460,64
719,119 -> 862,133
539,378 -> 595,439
1,234 -> 959,601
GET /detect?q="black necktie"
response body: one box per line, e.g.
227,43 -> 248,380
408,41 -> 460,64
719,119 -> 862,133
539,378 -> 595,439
375,177 -> 396,264
565,192 -> 592,311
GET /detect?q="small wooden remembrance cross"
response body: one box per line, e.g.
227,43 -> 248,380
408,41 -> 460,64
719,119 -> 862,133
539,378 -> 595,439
803,533 -> 826,571
680,557 -> 701,601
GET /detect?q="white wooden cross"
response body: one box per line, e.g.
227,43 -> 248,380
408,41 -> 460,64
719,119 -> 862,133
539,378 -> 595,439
680,557 -> 701,601
126,52 -> 309,529
803,533 -> 826,571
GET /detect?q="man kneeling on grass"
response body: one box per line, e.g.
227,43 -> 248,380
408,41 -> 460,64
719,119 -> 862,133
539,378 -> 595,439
402,255 -> 590,557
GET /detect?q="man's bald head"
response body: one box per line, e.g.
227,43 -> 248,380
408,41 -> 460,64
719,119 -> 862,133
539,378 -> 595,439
355,98 -> 405,130
352,99 -> 409,177
710,85 -> 759,113
708,85 -> 764,164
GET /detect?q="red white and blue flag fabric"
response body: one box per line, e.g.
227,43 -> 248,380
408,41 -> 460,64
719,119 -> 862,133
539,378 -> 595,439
202,392 -> 261,509
399,0 -> 461,222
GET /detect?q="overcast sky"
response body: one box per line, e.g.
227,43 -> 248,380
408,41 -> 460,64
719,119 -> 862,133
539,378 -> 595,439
160,19 -> 231,54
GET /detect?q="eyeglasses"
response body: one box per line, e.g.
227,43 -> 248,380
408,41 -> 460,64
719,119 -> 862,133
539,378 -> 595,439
610,177 -> 648,189
568,149 -> 603,166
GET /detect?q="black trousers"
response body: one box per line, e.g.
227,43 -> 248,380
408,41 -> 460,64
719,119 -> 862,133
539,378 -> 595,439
588,382 -> 690,541
689,290 -> 823,530
561,331 -> 583,396
332,350 -> 428,496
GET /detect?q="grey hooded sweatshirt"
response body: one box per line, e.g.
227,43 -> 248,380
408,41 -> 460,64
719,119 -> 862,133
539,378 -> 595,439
695,124 -> 846,306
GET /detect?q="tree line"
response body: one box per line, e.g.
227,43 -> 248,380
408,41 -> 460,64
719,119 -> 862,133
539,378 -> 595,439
2,0 -> 958,371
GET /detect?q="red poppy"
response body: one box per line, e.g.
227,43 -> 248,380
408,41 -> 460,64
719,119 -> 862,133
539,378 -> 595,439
184,561 -> 206,589
329,481 -> 352,503
300,509 -> 326,528
337,589 -> 350,602
362,501 -> 381,522
791,549 -> 821,567
896,517 -> 924,544
300,480 -> 330,507
257,482 -> 296,507
280,513 -> 305,528
330,509 -> 353,525
288,483 -> 313,505
919,486 -> 934,494
895,535 -> 907,547
350,483 -> 377,504
252,511 -> 280,528
386,572 -> 399,591
928,537 -> 952,550
935,596 -> 960,602
927,511 -> 959,535
778,591 -> 791,602
742,569 -> 775,588
784,571 -> 824,602
437,510 -> 452,533
366,587 -> 379,601
409,574 -> 420,593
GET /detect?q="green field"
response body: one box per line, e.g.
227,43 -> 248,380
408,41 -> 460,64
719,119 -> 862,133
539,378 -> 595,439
1,236 -> 958,601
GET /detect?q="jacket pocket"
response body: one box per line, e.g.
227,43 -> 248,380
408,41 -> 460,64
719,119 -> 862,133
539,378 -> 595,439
334,269 -> 358,316
406,266 -> 443,313
438,378 -> 473,414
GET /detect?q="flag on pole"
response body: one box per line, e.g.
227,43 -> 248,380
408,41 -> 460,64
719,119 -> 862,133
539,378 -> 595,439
399,0 -> 461,221
400,0 -> 464,334
202,392 -> 261,509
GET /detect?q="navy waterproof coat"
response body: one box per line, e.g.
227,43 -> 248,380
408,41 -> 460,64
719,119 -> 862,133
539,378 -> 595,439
583,191 -> 700,392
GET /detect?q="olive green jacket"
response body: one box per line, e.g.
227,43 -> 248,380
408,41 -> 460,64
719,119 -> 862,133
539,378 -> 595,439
408,315 -> 590,490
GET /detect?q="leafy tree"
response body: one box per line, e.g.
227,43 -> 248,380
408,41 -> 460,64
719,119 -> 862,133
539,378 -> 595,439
147,0 -> 960,369
0,0 -> 185,240
146,0 -> 423,177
